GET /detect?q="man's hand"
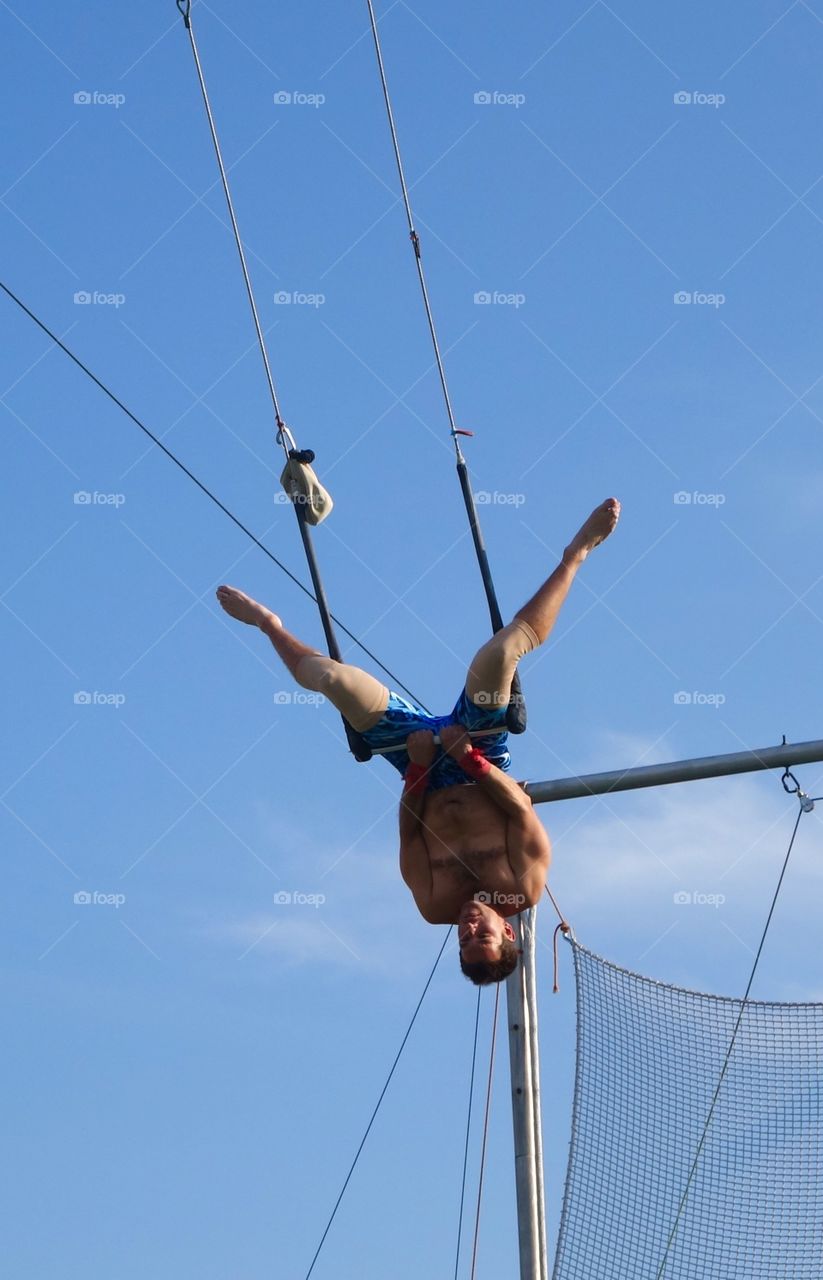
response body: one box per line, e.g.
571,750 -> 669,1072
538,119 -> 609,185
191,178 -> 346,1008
439,723 -> 472,761
406,729 -> 437,767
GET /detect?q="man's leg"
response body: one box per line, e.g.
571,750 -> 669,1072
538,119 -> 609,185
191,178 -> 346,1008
465,498 -> 620,705
216,585 -> 389,732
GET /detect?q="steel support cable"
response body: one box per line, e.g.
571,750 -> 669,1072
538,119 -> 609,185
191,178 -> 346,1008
454,987 -> 483,1280
655,798 -> 810,1279
363,0 -> 526,733
175,0 -> 286,446
303,927 -> 453,1280
470,982 -> 502,1280
0,278 -> 429,711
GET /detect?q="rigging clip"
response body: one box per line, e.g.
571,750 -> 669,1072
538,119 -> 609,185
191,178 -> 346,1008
781,767 -> 815,812
176,0 -> 192,29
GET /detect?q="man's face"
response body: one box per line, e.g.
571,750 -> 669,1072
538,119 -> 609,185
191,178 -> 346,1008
458,900 -> 514,964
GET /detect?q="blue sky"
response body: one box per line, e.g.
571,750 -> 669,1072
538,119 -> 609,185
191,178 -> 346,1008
2,2 -> 823,1276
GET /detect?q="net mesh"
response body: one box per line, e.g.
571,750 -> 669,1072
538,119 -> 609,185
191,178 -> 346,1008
552,941 -> 823,1280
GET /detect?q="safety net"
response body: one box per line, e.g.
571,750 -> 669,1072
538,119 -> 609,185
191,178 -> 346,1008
552,940 -> 823,1279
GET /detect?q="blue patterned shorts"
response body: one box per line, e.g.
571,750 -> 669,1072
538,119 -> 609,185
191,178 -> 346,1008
360,688 -> 511,789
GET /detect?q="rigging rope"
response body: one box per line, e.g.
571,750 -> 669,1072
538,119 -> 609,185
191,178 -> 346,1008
363,0 -> 526,734
303,927 -> 453,1279
0,278 -> 429,712
655,792 -> 811,1278
453,987 -> 482,1280
470,981 -> 501,1280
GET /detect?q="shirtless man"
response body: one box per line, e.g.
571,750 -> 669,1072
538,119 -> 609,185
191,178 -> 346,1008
217,497 -> 620,985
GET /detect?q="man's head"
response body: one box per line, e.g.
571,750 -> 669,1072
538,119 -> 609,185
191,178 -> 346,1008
458,899 -> 519,985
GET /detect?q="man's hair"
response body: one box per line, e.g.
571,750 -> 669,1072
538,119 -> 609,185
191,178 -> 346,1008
459,937 -> 519,986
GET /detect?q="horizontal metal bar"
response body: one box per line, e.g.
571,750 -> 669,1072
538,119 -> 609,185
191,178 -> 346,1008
368,727 -> 503,756
524,739 -> 823,805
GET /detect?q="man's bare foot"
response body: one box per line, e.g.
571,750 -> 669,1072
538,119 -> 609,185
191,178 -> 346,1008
216,585 -> 281,631
563,498 -> 621,565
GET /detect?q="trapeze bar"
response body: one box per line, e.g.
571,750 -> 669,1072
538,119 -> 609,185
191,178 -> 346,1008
524,738 -> 823,805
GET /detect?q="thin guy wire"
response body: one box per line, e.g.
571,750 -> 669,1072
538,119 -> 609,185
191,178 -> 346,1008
0,279 -> 430,710
454,986 -> 483,1280
303,927 -> 453,1279
364,0 -> 464,460
470,981 -> 502,1280
655,802 -> 807,1279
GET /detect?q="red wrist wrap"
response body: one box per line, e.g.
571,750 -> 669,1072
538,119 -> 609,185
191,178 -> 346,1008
403,762 -> 429,797
458,748 -> 492,779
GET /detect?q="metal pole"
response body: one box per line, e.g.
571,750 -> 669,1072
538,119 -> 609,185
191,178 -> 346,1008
523,911 -> 549,1277
506,910 -> 548,1280
524,738 -> 823,805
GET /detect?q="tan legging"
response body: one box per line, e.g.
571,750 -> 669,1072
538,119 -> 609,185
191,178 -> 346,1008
294,618 -> 539,732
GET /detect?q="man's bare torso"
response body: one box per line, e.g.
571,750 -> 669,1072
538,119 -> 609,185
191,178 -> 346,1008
409,783 -> 549,923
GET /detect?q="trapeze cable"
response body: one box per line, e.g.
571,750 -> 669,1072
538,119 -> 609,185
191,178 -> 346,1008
363,0 -> 460,451
363,0 -> 527,734
303,927 -> 453,1280
453,987 -> 482,1280
175,0 -> 287,450
655,794 -> 810,1279
0,278 -> 429,712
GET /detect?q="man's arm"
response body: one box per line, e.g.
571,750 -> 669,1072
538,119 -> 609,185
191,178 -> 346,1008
438,724 -> 531,816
